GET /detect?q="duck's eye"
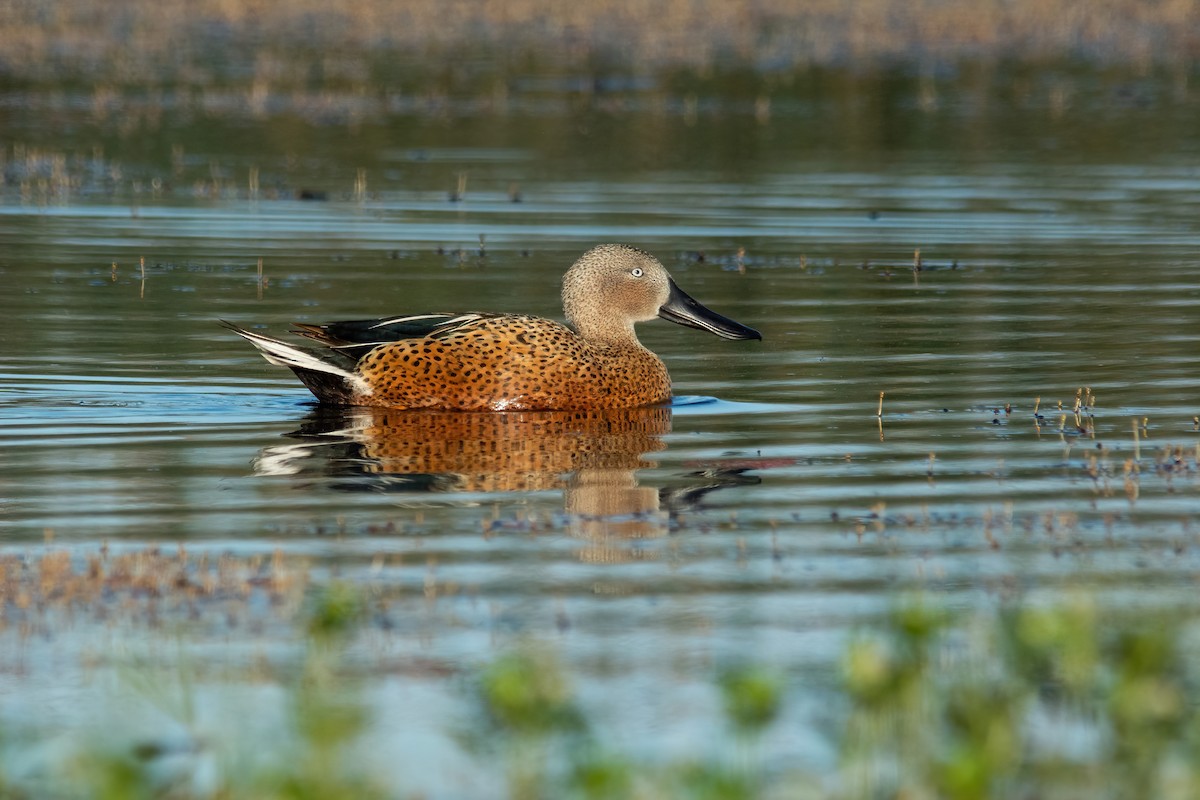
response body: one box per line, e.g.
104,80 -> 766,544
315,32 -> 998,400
630,268 -> 644,278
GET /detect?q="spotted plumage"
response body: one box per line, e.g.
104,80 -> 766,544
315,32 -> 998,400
225,243 -> 761,411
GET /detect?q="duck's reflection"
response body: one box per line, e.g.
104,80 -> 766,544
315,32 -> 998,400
254,405 -> 758,560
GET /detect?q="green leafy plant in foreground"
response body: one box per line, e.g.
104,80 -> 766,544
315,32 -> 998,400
841,598 -> 1200,800
472,646 -> 784,800
475,645 -> 588,799
5,585 -> 1200,799
246,582 -> 385,800
50,582 -> 386,800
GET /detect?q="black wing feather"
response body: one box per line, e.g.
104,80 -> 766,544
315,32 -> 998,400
291,314 -> 497,360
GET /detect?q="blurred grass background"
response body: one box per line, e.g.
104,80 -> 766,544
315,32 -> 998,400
1,0 -> 1196,89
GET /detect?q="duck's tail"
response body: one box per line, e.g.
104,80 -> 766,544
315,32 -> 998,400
221,321 -> 370,405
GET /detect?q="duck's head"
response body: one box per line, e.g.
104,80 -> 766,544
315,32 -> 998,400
562,244 -> 762,345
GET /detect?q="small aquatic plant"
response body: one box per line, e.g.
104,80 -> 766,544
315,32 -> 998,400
474,645 -> 586,799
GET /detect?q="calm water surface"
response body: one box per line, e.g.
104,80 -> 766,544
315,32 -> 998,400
2,70 -> 1200,790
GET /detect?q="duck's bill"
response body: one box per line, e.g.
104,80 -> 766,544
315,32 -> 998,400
658,279 -> 762,340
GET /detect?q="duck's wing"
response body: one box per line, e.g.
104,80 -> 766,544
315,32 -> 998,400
292,313 -> 500,360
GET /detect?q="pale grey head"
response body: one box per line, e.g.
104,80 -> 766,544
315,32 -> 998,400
561,244 -> 761,346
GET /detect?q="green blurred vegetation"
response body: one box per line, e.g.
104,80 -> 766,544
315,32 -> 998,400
842,600 -> 1200,799
5,586 -> 1200,798
49,583 -> 388,800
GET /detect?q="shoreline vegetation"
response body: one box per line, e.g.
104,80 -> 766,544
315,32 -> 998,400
1,0 -> 1197,89
2,2 -> 1197,201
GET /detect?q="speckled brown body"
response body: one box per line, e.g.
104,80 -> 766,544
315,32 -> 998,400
227,244 -> 761,412
354,314 -> 670,411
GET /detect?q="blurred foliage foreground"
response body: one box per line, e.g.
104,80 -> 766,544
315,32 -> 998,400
2,583 -> 1199,799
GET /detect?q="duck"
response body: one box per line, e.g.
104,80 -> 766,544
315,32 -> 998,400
225,243 -> 761,411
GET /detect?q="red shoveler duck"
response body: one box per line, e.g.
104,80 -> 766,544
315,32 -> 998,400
225,243 -> 761,411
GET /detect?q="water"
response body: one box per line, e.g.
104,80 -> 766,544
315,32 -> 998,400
2,64 -> 1200,789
